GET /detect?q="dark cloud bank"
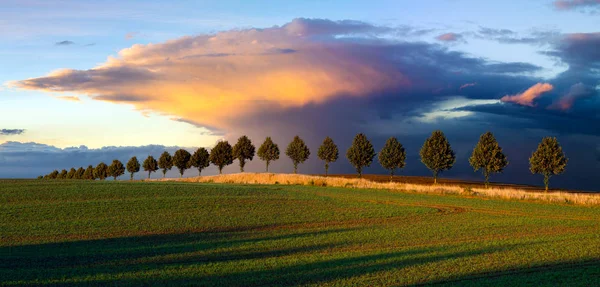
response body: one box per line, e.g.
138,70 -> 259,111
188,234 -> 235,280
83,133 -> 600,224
5,18 -> 600,190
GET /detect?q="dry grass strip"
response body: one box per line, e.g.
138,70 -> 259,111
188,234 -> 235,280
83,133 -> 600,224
159,173 -> 600,206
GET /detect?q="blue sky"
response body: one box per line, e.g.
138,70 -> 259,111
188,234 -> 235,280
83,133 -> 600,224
1,0 -> 599,189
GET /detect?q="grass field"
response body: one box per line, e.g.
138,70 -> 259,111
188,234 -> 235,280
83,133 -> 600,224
1,179 -> 599,286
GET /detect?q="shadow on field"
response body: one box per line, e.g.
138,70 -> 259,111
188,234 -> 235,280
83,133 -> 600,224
1,228 -> 599,286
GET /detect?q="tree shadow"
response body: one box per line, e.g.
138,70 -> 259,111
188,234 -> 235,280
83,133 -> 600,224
418,259 -> 600,286
2,231 -> 598,286
0,227 -> 358,284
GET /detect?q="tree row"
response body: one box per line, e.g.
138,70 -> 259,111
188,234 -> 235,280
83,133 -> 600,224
41,131 -> 568,190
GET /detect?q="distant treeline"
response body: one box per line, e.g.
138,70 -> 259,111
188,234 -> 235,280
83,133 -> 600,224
41,131 -> 568,190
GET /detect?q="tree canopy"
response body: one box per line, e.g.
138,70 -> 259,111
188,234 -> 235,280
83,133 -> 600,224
75,167 -> 85,179
232,136 -> 255,172
420,130 -> 456,184
317,137 -> 339,176
83,165 -> 95,180
126,156 -> 141,180
257,137 -> 280,172
346,133 -> 375,178
172,149 -> 192,177
143,155 -> 159,179
66,168 -> 76,179
94,163 -> 108,180
190,148 -> 210,176
378,137 -> 406,181
469,132 -> 508,187
107,159 -> 125,180
529,137 -> 568,191
158,151 -> 173,178
210,141 -> 234,175
58,169 -> 68,179
285,136 -> 310,174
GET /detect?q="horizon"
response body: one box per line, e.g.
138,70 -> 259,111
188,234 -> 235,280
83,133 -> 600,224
1,0 -> 599,191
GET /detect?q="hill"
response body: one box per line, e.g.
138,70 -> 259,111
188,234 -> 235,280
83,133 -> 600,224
1,179 -> 599,286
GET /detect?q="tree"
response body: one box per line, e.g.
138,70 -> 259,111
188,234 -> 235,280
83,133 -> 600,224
210,141 -> 234,174
48,170 -> 59,179
189,148 -> 210,176
420,130 -> 456,184
529,137 -> 568,191
257,137 -> 280,172
142,155 -> 159,179
318,137 -> 339,177
75,167 -> 85,179
469,132 -> 508,187
58,169 -> 68,179
346,133 -> 375,178
83,165 -> 95,180
232,136 -> 255,172
94,162 -> 108,180
173,149 -> 192,178
378,137 -> 406,181
107,159 -> 125,180
158,151 -> 173,178
285,136 -> 310,174
127,156 -> 141,180
66,168 -> 76,179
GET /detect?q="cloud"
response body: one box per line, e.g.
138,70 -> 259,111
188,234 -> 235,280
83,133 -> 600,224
554,0 -> 600,10
436,33 -> 463,42
55,40 -> 75,46
501,83 -> 554,106
548,83 -> 595,110
545,32 -> 600,73
0,129 -> 26,136
459,82 -> 477,90
12,18 -> 540,134
125,32 -> 139,40
55,95 -> 81,102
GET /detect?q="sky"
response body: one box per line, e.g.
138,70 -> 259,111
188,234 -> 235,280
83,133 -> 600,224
1,0 -> 599,190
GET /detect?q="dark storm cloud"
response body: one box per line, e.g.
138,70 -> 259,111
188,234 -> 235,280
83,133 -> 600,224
0,129 -> 25,135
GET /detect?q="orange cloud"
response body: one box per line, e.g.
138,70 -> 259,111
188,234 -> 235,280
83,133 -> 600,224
11,19 -> 408,131
55,95 -> 81,102
436,33 -> 462,42
500,83 -> 553,107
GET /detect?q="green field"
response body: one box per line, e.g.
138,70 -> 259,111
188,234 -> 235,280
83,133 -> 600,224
1,180 -> 599,286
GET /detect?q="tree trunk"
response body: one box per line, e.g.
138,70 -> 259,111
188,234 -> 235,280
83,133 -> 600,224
357,167 -> 362,178
484,171 -> 490,188
219,167 -> 223,175
240,160 -> 245,173
325,163 -> 329,177
130,173 -> 134,180
266,161 -> 269,172
294,163 -> 298,174
148,171 -> 151,179
390,169 -> 394,182
433,171 -> 438,184
544,174 -> 550,192
198,169 -> 202,177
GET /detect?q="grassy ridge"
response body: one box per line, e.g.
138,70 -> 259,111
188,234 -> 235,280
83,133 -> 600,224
1,180 -> 599,286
